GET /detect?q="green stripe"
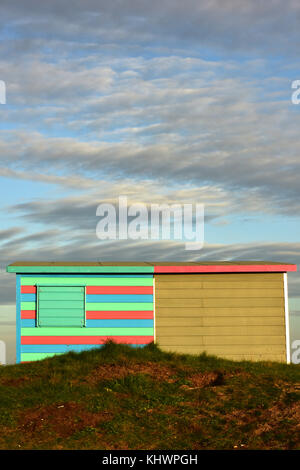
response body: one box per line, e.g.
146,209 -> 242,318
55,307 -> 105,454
39,286 -> 84,292
21,352 -> 63,361
21,302 -> 36,310
39,300 -> 84,309
21,277 -> 153,286
38,309 -> 84,317
21,327 -> 154,336
85,302 -> 153,311
39,318 -> 85,327
9,266 -> 154,273
39,293 -> 84,300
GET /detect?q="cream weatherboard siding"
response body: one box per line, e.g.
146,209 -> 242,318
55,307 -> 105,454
154,273 -> 287,362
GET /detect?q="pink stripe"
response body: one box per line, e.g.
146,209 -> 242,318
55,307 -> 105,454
21,310 -> 36,319
21,336 -> 154,345
86,286 -> 153,295
21,286 -> 36,293
154,264 -> 297,273
86,311 -> 153,319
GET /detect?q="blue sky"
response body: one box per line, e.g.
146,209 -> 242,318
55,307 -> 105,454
0,1 -> 300,363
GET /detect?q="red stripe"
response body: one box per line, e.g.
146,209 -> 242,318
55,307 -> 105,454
21,336 -> 154,345
86,286 -> 153,295
86,311 -> 153,319
154,264 -> 297,273
21,286 -> 36,293
21,310 -> 36,319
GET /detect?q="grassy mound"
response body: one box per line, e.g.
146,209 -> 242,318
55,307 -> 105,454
0,342 -> 299,450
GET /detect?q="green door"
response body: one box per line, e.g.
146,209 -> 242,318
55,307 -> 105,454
37,286 -> 85,327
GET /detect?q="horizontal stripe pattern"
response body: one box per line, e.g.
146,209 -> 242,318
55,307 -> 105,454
21,344 -> 147,353
21,336 -> 154,345
21,319 -> 153,328
21,310 -> 154,319
21,327 -> 153,336
19,274 -> 154,361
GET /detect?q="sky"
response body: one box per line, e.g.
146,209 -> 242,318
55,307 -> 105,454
0,1 -> 300,364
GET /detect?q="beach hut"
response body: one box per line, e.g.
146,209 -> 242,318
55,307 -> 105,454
6,261 -> 296,363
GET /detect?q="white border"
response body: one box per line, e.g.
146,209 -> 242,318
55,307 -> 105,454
153,277 -> 156,344
283,272 -> 291,364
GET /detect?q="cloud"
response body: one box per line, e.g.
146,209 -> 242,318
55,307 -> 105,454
1,1 -> 300,57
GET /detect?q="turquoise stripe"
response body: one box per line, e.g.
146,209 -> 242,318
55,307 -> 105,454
21,293 -> 36,302
21,319 -> 36,328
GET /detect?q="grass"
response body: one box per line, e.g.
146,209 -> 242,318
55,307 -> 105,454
0,342 -> 299,450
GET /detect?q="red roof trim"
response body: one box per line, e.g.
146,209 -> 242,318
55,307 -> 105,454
154,264 -> 297,273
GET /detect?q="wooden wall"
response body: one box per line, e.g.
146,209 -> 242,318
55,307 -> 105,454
18,274 -> 154,362
154,273 -> 287,362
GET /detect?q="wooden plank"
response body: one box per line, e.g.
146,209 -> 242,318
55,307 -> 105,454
158,344 -> 285,354
156,298 -> 284,307
156,289 -> 283,298
154,281 -> 283,289
158,346 -> 286,362
39,286 -> 84,292
21,277 -> 154,286
21,335 -> 154,344
38,308 -> 85,317
156,316 -> 285,327
39,318 -> 85,327
21,327 -> 154,336
154,273 -> 283,282
39,292 -> 84,301
156,307 -> 284,317
155,307 -> 284,317
38,300 -> 84,309
154,265 -> 296,273
156,335 -> 285,346
156,325 -> 284,336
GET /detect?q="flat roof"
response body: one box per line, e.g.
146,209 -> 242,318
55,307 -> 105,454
6,261 -> 297,274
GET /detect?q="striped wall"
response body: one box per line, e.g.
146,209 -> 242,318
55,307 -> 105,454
18,274 -> 154,362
